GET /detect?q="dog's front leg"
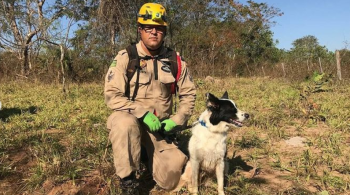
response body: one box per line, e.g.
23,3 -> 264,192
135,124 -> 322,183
216,160 -> 225,195
190,159 -> 200,195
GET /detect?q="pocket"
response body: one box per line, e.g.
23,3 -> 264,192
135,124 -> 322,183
153,146 -> 188,190
149,131 -> 178,152
130,71 -> 151,98
158,68 -> 175,98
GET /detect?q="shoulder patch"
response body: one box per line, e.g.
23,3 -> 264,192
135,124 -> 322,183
110,60 -> 117,67
189,74 -> 193,82
161,65 -> 171,73
107,70 -> 114,82
161,61 -> 171,66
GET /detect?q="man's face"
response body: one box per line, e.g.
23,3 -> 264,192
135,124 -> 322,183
139,25 -> 166,50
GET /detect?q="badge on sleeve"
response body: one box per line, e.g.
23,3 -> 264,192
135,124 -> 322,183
187,70 -> 193,82
189,74 -> 193,82
107,70 -> 114,82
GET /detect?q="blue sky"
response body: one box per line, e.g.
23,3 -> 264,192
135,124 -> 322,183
243,0 -> 350,52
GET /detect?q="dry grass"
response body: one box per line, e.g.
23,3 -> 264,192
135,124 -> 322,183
1,76 -> 350,195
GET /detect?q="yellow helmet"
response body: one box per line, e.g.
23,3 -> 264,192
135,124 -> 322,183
137,3 -> 167,26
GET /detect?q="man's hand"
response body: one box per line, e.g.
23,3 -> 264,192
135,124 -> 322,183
142,112 -> 161,132
161,119 -> 177,132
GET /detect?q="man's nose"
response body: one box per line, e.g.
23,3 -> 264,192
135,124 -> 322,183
150,28 -> 157,33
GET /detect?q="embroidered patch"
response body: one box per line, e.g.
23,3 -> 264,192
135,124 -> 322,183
161,65 -> 171,73
161,61 -> 171,66
189,74 -> 193,82
188,70 -> 193,82
140,59 -> 147,68
127,68 -> 135,73
107,70 -> 114,82
110,60 -> 117,67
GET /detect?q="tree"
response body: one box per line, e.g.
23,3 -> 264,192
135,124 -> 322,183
1,0 -> 286,80
290,35 -> 332,72
0,0 -> 67,76
97,0 -> 147,49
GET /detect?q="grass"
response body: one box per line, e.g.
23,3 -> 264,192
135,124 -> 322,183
0,77 -> 350,194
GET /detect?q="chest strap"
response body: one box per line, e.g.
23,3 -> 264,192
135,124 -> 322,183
125,44 -> 181,102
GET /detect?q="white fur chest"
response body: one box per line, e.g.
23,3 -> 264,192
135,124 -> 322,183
189,124 -> 227,171
184,92 -> 248,195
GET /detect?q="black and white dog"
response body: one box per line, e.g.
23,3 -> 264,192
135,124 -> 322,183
186,91 -> 249,195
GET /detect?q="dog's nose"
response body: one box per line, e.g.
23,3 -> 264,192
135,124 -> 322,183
244,113 -> 250,119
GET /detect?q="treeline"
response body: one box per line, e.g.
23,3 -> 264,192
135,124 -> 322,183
1,0 -> 350,83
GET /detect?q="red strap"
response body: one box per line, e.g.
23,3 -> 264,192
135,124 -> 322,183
171,55 -> 182,94
176,55 -> 182,81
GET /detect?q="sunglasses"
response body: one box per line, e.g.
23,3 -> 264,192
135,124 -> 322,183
141,26 -> 166,34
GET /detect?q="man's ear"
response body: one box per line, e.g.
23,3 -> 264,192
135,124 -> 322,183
138,26 -> 142,34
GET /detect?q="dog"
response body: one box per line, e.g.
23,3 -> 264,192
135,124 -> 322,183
186,91 -> 249,195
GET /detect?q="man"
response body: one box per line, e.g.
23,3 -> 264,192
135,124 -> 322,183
104,2 -> 196,194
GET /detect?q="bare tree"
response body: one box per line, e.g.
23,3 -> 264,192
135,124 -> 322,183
97,0 -> 143,49
0,0 -> 65,76
42,17 -> 75,93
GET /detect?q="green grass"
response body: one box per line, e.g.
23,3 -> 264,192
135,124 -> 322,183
1,77 -> 350,194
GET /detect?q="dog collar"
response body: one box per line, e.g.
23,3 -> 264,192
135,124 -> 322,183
199,120 -> 207,128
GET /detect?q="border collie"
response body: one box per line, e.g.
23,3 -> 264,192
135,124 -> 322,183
182,91 -> 249,195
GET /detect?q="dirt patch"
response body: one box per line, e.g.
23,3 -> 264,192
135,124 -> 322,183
30,170 -> 110,195
285,136 -> 307,147
0,147 -> 36,194
46,182 -> 80,195
255,168 -> 294,191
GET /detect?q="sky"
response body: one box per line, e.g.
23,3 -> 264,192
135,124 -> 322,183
243,0 -> 350,52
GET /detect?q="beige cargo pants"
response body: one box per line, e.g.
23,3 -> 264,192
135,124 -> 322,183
107,111 -> 188,190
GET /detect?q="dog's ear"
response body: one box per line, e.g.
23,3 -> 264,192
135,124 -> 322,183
206,93 -> 220,108
221,91 -> 229,99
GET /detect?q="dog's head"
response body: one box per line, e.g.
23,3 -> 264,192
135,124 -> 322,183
206,91 -> 249,128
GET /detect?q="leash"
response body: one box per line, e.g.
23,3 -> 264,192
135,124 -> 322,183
157,123 -> 193,144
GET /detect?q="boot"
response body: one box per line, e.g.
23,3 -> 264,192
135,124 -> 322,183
120,173 -> 139,195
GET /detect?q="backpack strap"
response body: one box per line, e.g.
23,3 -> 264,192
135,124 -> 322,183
165,48 -> 182,95
166,49 -> 182,113
125,44 -> 182,101
125,44 -> 139,101
170,52 -> 182,95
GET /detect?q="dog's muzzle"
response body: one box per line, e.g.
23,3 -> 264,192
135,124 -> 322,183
229,118 -> 243,127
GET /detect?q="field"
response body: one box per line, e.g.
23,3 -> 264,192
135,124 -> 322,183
1,76 -> 350,195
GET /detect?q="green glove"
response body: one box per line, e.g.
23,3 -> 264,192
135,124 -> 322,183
161,119 -> 177,132
142,112 -> 161,132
